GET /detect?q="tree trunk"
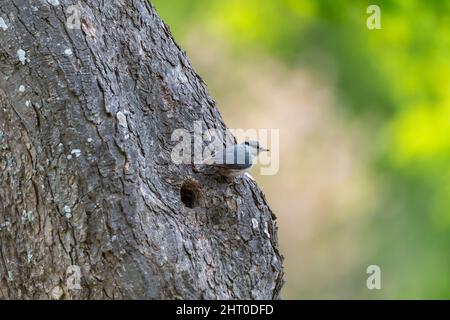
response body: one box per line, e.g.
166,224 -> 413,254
0,0 -> 283,299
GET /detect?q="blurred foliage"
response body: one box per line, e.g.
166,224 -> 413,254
152,0 -> 450,298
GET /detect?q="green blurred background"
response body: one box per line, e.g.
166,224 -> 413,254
151,0 -> 450,299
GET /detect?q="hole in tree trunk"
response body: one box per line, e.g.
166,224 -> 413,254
180,180 -> 202,208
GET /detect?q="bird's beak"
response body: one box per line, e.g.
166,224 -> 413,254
261,147 -> 270,152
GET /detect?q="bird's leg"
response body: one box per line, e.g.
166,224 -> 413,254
224,176 -> 235,186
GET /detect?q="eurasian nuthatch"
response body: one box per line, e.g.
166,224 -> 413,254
206,140 -> 269,178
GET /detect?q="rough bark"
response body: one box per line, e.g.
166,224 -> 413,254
0,0 -> 284,299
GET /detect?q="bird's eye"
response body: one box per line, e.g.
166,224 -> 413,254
244,141 -> 250,146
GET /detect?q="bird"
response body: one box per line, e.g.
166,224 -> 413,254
205,140 -> 270,179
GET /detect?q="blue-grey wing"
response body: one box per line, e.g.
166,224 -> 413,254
212,145 -> 252,170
